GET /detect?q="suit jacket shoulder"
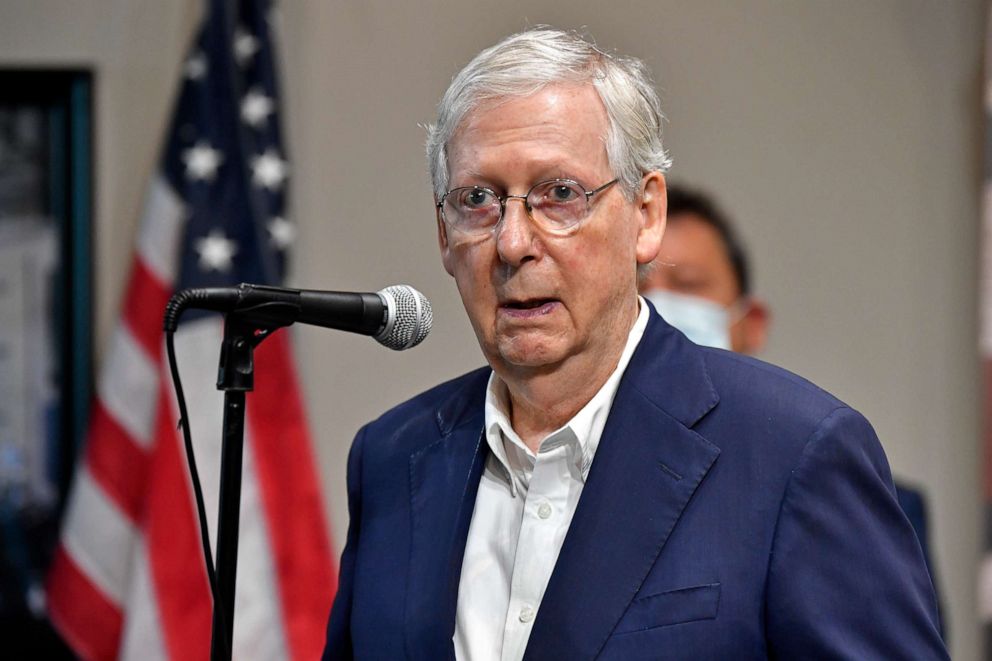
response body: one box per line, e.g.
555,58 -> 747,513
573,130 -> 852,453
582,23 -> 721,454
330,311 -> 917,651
359,365 -> 490,459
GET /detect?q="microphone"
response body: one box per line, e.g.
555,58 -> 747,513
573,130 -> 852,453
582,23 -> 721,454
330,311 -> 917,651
164,283 -> 432,350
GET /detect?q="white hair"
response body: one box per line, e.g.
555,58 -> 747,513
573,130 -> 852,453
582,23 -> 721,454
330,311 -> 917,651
425,27 -> 672,200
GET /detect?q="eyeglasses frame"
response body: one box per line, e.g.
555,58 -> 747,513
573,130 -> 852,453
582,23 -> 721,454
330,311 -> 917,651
435,177 -> 620,236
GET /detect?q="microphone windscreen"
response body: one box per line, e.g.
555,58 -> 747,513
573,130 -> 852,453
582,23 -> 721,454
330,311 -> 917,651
375,285 -> 432,350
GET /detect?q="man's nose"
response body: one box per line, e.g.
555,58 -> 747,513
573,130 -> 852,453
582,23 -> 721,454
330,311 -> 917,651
495,196 -> 540,266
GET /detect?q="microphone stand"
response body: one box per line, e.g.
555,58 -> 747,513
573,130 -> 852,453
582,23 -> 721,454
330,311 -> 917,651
210,313 -> 279,661
162,283 -> 426,659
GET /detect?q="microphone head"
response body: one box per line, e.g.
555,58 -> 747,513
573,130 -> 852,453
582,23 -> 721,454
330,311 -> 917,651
375,285 -> 432,350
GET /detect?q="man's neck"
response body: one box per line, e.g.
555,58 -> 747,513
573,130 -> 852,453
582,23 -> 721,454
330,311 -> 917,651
497,302 -> 639,453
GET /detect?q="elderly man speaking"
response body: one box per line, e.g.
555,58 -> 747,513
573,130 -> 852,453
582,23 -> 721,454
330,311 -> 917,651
323,28 -> 945,660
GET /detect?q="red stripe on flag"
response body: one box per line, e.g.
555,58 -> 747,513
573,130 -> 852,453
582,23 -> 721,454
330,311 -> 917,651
85,401 -> 150,524
46,546 -> 124,661
122,257 -> 172,360
248,330 -> 336,661
146,377 -> 213,661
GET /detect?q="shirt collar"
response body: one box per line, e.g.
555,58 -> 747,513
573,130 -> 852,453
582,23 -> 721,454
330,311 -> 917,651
483,296 -> 650,495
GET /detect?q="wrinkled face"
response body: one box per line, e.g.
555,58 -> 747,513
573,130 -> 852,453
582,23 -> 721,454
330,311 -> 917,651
438,84 -> 665,380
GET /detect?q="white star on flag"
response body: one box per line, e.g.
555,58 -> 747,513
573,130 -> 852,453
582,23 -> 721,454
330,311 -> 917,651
251,149 -> 289,191
234,27 -> 260,66
241,88 -> 275,128
268,216 -> 296,249
184,51 -> 208,80
182,141 -> 224,182
194,229 -> 238,272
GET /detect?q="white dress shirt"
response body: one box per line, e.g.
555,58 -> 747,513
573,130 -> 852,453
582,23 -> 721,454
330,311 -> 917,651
453,298 -> 649,661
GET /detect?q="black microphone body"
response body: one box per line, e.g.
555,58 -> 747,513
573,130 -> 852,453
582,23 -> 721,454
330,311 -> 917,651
164,283 -> 431,350
188,284 -> 387,334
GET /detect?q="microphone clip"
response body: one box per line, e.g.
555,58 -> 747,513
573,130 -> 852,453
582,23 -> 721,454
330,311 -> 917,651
165,283 -> 296,392
216,308 -> 280,392
164,283 -> 301,334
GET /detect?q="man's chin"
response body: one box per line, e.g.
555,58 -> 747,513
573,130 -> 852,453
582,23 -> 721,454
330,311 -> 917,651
492,337 -> 567,373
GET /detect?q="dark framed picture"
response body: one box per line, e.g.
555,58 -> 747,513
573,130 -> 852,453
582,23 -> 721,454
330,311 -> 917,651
0,70 -> 92,656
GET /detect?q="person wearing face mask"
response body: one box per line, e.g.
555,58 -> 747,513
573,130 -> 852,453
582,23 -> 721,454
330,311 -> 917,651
640,183 -> 944,639
640,185 -> 768,353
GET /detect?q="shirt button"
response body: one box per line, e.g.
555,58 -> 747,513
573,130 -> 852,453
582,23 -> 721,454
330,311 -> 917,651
537,502 -> 552,519
519,605 -> 535,623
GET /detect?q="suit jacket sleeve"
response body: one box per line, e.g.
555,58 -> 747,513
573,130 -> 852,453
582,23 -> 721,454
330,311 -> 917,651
323,425 -> 367,661
764,407 -> 947,659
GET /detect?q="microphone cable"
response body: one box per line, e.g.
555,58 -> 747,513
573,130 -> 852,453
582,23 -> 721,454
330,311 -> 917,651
165,329 -> 230,658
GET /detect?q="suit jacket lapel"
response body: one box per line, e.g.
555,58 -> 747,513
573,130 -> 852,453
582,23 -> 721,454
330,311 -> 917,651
405,371 -> 489,661
524,311 -> 722,660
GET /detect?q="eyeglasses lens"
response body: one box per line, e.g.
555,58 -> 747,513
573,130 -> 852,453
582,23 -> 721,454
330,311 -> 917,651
443,180 -> 591,235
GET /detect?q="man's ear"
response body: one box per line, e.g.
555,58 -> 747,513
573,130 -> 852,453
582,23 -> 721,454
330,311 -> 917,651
635,172 -> 666,267
738,297 -> 771,355
437,208 -> 455,276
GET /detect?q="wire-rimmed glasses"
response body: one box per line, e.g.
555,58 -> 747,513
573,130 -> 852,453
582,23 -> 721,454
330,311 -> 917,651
436,178 -> 619,237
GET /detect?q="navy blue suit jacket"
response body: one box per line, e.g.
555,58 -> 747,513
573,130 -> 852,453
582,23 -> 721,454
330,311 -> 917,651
324,309 -> 946,659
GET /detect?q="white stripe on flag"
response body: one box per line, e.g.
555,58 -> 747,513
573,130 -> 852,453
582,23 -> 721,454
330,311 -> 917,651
232,430 -> 290,661
118,538 -> 168,661
137,175 -> 186,286
98,324 -> 159,450
171,317 -> 226,542
62,466 -> 138,606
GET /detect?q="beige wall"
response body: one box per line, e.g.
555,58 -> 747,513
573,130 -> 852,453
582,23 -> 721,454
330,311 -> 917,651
1,1 -> 983,657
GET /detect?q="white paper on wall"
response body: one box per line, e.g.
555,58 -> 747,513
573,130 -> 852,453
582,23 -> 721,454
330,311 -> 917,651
0,216 -> 58,511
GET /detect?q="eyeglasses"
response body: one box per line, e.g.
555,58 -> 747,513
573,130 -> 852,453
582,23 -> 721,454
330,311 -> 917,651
436,178 -> 619,237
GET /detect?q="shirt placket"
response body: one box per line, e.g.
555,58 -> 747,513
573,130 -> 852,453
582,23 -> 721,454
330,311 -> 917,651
500,442 -> 569,661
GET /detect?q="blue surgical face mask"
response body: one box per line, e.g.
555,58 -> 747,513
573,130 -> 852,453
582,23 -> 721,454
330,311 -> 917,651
643,289 -> 733,350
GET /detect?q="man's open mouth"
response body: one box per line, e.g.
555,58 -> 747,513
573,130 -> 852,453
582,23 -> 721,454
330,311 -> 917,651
503,298 -> 556,310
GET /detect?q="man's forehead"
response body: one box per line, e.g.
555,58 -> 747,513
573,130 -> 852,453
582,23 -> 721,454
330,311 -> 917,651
453,83 -> 603,134
446,84 -> 610,175
662,214 -> 741,290
665,214 -> 732,260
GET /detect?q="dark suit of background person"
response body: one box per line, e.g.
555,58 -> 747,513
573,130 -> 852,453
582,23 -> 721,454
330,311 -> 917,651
323,28 -> 946,660
639,184 -> 944,639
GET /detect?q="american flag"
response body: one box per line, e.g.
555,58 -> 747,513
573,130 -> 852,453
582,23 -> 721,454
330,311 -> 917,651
45,1 -> 336,659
